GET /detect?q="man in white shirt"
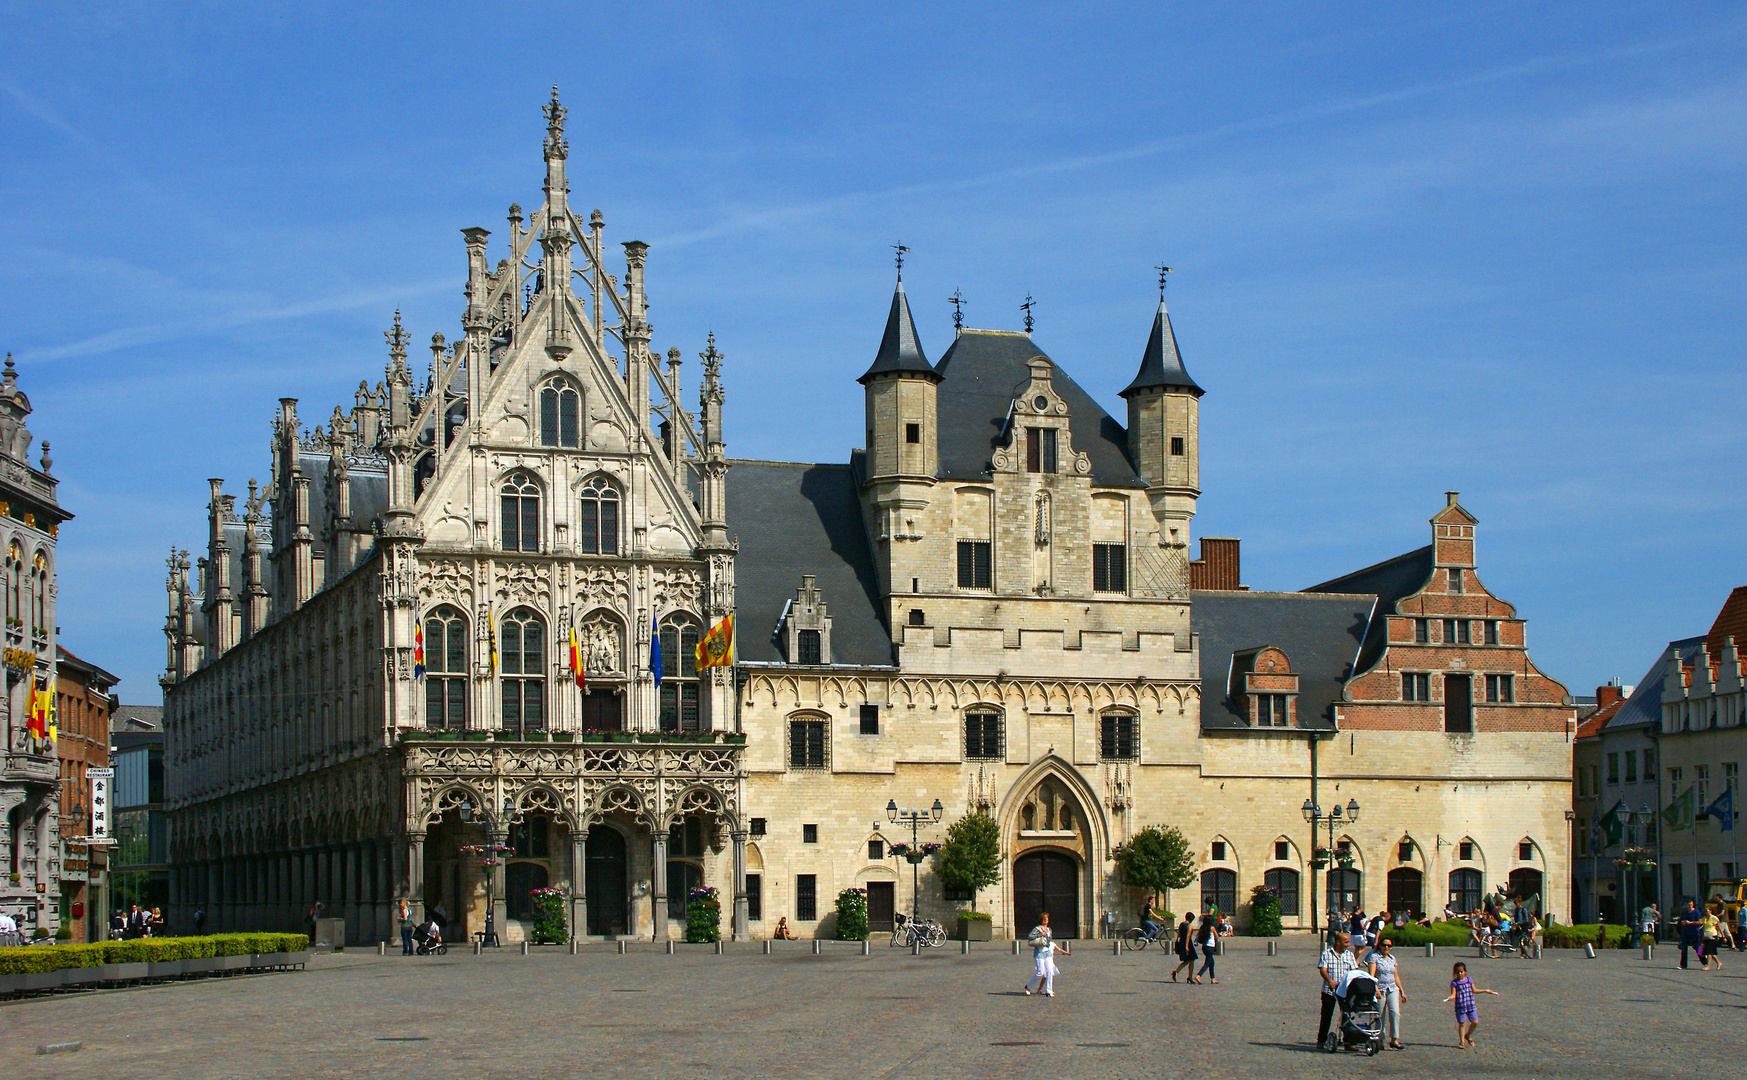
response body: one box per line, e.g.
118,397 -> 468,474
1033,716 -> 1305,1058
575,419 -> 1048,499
1317,931 -> 1356,1047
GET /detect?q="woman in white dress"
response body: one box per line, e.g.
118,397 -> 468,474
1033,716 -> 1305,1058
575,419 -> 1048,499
1022,911 -> 1072,997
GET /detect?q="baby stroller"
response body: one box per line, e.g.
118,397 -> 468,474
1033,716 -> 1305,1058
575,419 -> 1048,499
413,922 -> 447,956
1324,971 -> 1384,1056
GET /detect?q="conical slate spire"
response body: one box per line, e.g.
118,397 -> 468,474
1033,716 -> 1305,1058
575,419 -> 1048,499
858,277 -> 941,384
1120,297 -> 1203,398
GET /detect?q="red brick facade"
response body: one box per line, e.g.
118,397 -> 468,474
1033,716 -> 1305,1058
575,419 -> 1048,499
1339,497 -> 1573,734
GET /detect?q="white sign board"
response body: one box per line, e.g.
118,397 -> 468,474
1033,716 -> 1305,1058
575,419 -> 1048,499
89,773 -> 110,841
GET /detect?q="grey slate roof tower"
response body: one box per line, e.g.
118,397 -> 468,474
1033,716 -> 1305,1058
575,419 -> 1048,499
1120,297 -> 1203,399
858,277 -> 941,384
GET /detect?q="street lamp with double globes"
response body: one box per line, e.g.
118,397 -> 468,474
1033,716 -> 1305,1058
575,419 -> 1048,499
886,798 -> 945,921
1302,797 -> 1361,937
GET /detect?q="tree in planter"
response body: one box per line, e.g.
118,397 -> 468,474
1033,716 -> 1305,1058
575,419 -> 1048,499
1250,884 -> 1282,937
530,886 -> 569,945
1113,824 -> 1197,918
686,886 -> 722,943
938,811 -> 1002,912
835,887 -> 869,940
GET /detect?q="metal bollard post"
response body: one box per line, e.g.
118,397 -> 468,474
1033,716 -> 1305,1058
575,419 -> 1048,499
1012,940 -> 1021,956
1426,943 -> 1435,958
714,940 -> 723,956
377,942 -> 386,956
617,940 -> 627,955
912,941 -> 921,956
569,941 -> 578,956
962,940 -> 971,956
473,940 -> 481,955
1584,943 -> 1595,958
813,939 -> 822,956
666,940 -> 675,955
1112,939 -> 1120,955
762,940 -> 772,955
1641,942 -> 1653,961
861,940 -> 870,957
520,941 -> 529,956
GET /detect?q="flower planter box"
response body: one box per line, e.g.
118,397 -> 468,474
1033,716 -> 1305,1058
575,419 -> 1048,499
6,969 -> 66,993
722,734 -> 746,744
252,951 -> 308,970
148,961 -> 183,979
958,917 -> 993,941
216,953 -> 255,971
181,956 -> 221,975
61,966 -> 105,987
462,731 -> 491,741
551,732 -> 575,742
99,962 -> 151,982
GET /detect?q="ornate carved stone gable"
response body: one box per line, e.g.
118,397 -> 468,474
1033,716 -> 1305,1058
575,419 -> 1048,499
576,563 -> 632,609
495,559 -> 551,607
418,556 -> 474,607
652,565 -> 701,613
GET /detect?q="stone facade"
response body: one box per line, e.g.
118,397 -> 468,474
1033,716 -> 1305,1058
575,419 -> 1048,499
0,356 -> 69,940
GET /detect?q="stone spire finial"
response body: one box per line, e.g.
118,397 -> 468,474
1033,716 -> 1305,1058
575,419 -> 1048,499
38,441 -> 50,474
2,353 -> 15,395
543,85 -> 568,161
386,310 -> 409,364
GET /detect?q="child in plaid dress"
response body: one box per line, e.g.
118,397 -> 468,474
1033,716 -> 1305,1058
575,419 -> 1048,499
1441,961 -> 1500,1048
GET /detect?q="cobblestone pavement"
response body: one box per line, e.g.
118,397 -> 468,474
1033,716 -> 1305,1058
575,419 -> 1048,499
4,938 -> 1743,1079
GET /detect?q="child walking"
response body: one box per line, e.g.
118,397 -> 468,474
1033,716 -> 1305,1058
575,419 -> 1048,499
1441,961 -> 1500,1048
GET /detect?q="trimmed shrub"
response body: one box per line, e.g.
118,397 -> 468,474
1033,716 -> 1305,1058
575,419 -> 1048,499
834,887 -> 869,941
531,887 -> 568,945
1543,923 -> 1634,949
0,933 -> 309,974
685,886 -> 722,943
1371,920 -> 1472,948
1249,886 -> 1282,938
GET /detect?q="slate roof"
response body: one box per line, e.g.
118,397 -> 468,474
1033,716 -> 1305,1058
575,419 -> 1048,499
725,460 -> 893,667
858,280 -> 939,384
933,329 -> 1146,489
1605,636 -> 1705,733
1191,590 -> 1376,731
1120,299 -> 1203,398
1303,545 -> 1435,679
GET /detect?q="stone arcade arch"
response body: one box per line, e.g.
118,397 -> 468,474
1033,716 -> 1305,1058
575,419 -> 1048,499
1001,756 -> 1110,940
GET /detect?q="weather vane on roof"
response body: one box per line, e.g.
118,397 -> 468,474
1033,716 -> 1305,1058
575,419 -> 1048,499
890,244 -> 909,279
1155,263 -> 1171,298
1021,294 -> 1035,334
949,288 -> 966,329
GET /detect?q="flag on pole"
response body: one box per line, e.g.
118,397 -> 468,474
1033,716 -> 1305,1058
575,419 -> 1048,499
569,625 -> 585,690
45,677 -> 55,747
487,609 -> 499,675
650,633 -> 664,688
23,679 -> 44,741
695,614 -> 735,670
1705,786 -> 1735,832
413,620 -> 426,679
1600,799 -> 1626,846
1661,786 -> 1695,832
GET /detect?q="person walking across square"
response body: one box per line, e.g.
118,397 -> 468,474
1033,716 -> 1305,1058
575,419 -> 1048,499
1368,938 -> 1406,1049
398,898 -> 415,956
1677,900 -> 1703,969
1442,961 -> 1499,1048
1317,931 -> 1356,1047
1170,913 -> 1196,982
1195,915 -> 1218,984
1022,911 -> 1069,997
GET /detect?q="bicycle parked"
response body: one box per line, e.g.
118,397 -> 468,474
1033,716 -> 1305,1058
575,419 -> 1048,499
889,912 -> 946,948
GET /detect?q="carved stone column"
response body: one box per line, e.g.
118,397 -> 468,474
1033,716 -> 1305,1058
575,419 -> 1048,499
651,830 -> 669,942
407,833 -> 425,922
731,830 -> 750,942
489,829 -> 509,942
570,830 -> 588,941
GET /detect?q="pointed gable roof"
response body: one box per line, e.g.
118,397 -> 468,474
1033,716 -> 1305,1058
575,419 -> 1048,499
1120,298 -> 1203,398
858,279 -> 940,384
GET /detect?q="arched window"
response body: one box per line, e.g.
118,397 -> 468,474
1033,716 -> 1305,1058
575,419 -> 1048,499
423,607 -> 468,730
5,540 -> 19,625
500,608 -> 546,735
31,552 -> 46,633
500,473 -> 541,552
1265,867 -> 1300,916
1201,868 -> 1237,915
1449,868 -> 1483,914
658,616 -> 700,732
413,452 -> 435,500
578,476 -> 620,555
538,379 -> 581,448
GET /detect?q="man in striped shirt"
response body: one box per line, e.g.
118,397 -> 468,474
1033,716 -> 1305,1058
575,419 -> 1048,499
1318,931 -> 1357,1047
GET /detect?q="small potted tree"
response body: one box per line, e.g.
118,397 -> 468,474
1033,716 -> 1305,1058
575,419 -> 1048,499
939,811 -> 1002,940
1113,823 -> 1197,931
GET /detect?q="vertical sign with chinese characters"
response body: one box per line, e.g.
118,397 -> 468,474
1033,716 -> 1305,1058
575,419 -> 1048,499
87,767 -> 113,840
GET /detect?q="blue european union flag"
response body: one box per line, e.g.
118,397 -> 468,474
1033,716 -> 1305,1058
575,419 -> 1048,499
650,634 -> 663,688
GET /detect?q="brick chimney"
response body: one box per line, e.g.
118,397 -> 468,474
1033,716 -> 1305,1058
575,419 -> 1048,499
1190,537 -> 1241,591
1595,681 -> 1624,708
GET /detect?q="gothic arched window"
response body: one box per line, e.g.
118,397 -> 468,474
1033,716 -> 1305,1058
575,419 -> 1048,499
500,608 -> 546,735
30,552 -> 46,633
500,473 -> 541,552
423,606 -> 468,730
658,616 -> 700,732
538,378 -> 581,448
5,540 -> 19,626
578,476 -> 620,555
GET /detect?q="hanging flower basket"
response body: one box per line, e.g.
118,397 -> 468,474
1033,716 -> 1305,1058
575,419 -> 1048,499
1336,855 -> 1355,869
1309,858 -> 1329,870
889,842 -> 941,864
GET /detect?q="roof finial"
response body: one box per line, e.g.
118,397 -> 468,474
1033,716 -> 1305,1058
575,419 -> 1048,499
543,86 -> 568,161
949,288 -> 966,330
385,310 -> 408,363
1021,294 -> 1035,334
1155,263 -> 1171,299
890,243 -> 909,280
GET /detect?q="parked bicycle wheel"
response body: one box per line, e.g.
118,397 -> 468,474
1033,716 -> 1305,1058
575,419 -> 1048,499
924,924 -> 946,948
1122,928 -> 1150,950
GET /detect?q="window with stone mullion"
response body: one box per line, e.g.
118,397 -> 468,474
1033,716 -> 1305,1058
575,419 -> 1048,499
659,621 -> 701,731
423,609 -> 469,730
500,610 -> 546,733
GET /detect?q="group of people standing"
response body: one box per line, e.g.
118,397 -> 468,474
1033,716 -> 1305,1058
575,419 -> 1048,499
110,904 -> 166,939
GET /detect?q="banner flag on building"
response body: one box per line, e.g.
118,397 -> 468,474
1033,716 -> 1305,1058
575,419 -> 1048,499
650,633 -> 663,688
487,609 -> 499,676
695,614 -> 734,670
1705,786 -> 1734,832
1661,785 -> 1695,832
25,676 -> 53,745
413,620 -> 426,679
45,678 -> 55,745
569,625 -> 585,690
1600,799 -> 1626,846
88,768 -> 112,841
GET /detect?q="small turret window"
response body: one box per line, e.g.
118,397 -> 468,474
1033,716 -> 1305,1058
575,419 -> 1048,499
905,423 -> 920,444
1170,437 -> 1185,456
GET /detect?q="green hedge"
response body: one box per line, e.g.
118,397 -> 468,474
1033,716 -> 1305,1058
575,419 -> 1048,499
1543,923 -> 1635,949
0,933 -> 308,974
1370,920 -> 1473,948
1368,920 -> 1635,950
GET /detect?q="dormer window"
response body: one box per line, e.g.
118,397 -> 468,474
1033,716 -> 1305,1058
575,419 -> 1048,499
797,629 -> 821,665
1026,427 -> 1057,473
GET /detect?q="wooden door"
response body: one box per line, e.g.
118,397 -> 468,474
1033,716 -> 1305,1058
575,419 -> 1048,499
1013,852 -> 1080,939
866,881 -> 895,933
581,689 -> 624,731
1444,674 -> 1472,733
585,825 -> 628,936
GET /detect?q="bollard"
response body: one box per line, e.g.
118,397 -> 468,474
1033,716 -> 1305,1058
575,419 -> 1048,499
714,940 -> 723,956
762,940 -> 772,955
1012,940 -> 1021,956
617,940 -> 627,955
912,941 -> 921,956
861,940 -> 870,957
1112,940 -> 1120,955
1267,940 -> 1277,957
813,939 -> 822,956
569,941 -> 578,956
378,941 -> 386,956
473,940 -> 481,955
1641,942 -> 1653,961
1425,943 -> 1435,958
520,941 -> 529,956
1584,943 -> 1595,958
666,940 -> 675,955
963,940 -> 971,956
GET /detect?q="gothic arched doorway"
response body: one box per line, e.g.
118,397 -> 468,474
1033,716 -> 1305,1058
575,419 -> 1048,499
1013,851 -> 1080,939
586,825 -> 629,936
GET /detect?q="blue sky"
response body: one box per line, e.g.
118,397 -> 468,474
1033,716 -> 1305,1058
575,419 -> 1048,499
2,2 -> 1742,705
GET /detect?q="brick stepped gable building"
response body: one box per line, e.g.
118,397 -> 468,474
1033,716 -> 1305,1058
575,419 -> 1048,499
731,285 -> 1578,938
162,91 -> 746,946
162,94 -> 1577,944
0,356 -> 71,940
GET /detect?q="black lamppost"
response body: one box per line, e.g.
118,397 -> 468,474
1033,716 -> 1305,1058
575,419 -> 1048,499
1302,797 -> 1361,937
886,798 -> 944,920
457,798 -> 514,948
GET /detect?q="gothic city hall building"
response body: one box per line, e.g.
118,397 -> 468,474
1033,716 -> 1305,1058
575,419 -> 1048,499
161,94 -> 1577,945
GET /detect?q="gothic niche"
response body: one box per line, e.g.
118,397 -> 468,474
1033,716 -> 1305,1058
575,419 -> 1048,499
1013,778 -> 1090,866
578,612 -> 627,731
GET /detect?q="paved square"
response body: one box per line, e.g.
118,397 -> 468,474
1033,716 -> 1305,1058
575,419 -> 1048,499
4,938 -> 1742,1079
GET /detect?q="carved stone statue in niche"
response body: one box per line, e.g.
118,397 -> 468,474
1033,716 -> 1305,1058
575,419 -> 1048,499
580,616 -> 623,676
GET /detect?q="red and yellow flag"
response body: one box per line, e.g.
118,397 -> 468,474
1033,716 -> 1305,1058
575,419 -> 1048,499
25,677 -> 53,744
413,620 -> 426,679
568,625 -> 585,689
694,614 -> 735,670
